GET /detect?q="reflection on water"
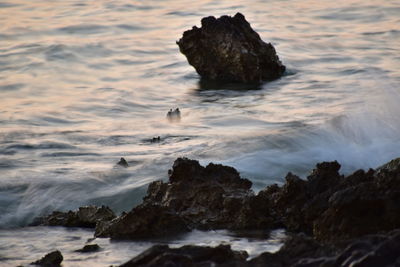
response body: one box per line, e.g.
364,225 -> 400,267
0,0 -> 399,264
197,78 -> 263,91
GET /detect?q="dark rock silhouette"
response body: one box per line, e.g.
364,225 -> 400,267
119,231 -> 400,266
74,244 -> 101,253
117,157 -> 129,167
166,108 -> 181,122
120,244 -> 248,267
95,158 -> 273,239
94,156 -> 400,243
177,12 -> 285,83
28,156 -> 400,267
151,136 -> 161,143
31,250 -> 63,266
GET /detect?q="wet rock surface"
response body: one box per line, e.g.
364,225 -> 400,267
177,13 -> 285,83
31,250 -> 63,266
94,156 -> 400,244
30,156 -> 400,266
119,231 -> 400,267
119,244 -> 248,267
32,205 -> 116,228
96,158 -> 273,239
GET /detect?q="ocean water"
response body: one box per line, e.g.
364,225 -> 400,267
0,0 -> 399,265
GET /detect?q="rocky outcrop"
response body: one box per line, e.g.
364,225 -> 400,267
119,244 -> 248,267
259,158 -> 400,242
313,160 -> 400,242
32,205 -> 116,228
94,156 -> 400,243
95,158 -> 273,239
31,250 -> 63,266
177,13 -> 285,83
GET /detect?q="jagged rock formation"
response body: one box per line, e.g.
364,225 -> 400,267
177,13 -> 285,83
95,158 -> 273,239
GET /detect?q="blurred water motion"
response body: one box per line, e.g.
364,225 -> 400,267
0,0 -> 399,265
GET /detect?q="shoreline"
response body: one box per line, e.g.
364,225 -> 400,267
23,156 -> 400,266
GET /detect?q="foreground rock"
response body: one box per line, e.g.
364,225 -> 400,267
287,229 -> 400,267
120,244 -> 248,267
120,230 -> 400,267
177,13 -> 285,83
256,157 -> 400,243
95,156 -> 400,242
31,250 -> 63,266
32,205 -> 116,228
95,158 -> 274,239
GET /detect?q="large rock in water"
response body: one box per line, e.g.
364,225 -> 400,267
177,12 -> 285,83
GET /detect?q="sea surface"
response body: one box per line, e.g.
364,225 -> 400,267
1,0 -> 399,265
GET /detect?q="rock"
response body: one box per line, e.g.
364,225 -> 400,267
167,108 -> 181,122
33,205 -> 116,228
313,160 -> 400,242
95,204 -> 189,239
31,250 -> 63,266
117,157 -> 129,167
293,230 -> 400,267
259,159 -> 400,241
151,136 -> 161,143
177,12 -> 285,83
250,233 -> 334,267
95,158 -> 273,239
120,244 -> 248,267
74,244 -> 101,253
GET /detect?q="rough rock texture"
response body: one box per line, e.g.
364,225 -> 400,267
95,204 -> 189,239
259,158 -> 400,242
94,156 -> 400,242
32,205 -> 116,228
31,250 -> 63,266
177,13 -> 285,83
313,159 -> 400,242
249,233 -> 335,267
119,244 -> 248,267
95,158 -> 273,239
119,231 -> 400,267
292,230 -> 400,267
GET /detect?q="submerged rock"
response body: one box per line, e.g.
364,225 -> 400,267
33,205 -> 116,228
177,12 -> 285,83
95,158 -> 273,239
120,244 -> 248,267
31,250 -> 63,266
117,157 -> 129,167
166,108 -> 181,122
74,244 -> 101,253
